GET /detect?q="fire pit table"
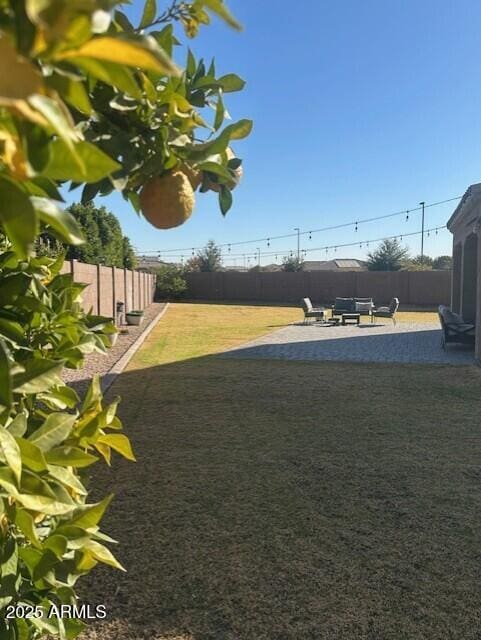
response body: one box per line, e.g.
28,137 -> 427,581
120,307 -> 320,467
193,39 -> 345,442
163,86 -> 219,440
341,313 -> 361,326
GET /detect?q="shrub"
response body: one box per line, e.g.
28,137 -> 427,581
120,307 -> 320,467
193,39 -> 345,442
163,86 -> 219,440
155,264 -> 188,300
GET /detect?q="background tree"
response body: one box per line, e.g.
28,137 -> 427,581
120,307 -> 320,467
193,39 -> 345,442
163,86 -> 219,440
367,239 -> 409,271
187,239 -> 223,272
402,254 -> 433,270
433,255 -> 453,270
282,255 -> 305,272
64,203 -> 136,268
122,236 -> 137,270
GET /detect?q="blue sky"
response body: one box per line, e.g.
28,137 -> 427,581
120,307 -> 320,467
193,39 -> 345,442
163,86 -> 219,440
81,1 -> 481,265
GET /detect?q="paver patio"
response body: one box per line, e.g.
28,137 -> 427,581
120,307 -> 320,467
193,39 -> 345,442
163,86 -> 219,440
222,320 -> 475,365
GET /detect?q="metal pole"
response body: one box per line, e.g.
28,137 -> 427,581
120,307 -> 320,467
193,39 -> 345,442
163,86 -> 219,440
419,201 -> 425,261
294,228 -> 300,260
256,247 -> 260,267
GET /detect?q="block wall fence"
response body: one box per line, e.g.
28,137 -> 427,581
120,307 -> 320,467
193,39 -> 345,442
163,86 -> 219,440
185,270 -> 452,307
60,259 -> 155,318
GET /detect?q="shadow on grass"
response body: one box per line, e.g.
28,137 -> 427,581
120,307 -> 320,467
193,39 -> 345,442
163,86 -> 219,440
77,353 -> 481,640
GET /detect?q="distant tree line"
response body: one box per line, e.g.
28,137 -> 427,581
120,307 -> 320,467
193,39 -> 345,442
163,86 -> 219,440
366,239 -> 452,271
37,202 -> 137,269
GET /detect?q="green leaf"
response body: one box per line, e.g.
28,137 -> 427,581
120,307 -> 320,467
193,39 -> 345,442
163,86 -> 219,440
198,161 -> 233,181
15,508 -> 41,548
16,438 -> 47,472
28,413 -> 76,452
84,540 -> 125,571
0,318 -> 25,344
13,358 -> 64,394
27,94 -> 81,161
33,196 -> 85,245
39,385 -> 80,411
218,73 -> 245,92
140,0 -> 157,28
0,272 -> 31,306
70,495 -> 113,529
214,93 -> 225,131
63,618 -> 86,640
43,534 -> 68,558
25,176 -> 64,201
74,58 -> 143,99
97,434 -> 136,461
0,339 -> 12,410
45,446 -> 98,468
202,0 -> 242,30
187,119 -> 253,161
32,548 -> 60,580
0,425 -> 22,483
43,140 -> 121,184
186,48 -> 196,76
219,185 -> 233,215
115,10 -> 135,31
0,177 -> 37,259
47,465 -> 87,495
58,34 -> 180,76
17,493 -> 75,516
223,118 -> 253,140
46,73 -> 92,115
7,414 -> 27,438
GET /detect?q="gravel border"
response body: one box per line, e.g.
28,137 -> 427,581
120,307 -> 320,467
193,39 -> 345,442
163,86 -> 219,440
62,302 -> 168,396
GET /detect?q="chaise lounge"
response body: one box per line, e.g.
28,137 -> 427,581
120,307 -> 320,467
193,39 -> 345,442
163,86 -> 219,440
438,305 -> 475,349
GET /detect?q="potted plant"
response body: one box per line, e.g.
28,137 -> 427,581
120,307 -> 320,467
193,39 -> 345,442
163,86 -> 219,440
126,309 -> 144,326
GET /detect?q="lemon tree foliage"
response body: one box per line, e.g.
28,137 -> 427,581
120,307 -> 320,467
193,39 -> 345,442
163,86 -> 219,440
0,0 -> 249,637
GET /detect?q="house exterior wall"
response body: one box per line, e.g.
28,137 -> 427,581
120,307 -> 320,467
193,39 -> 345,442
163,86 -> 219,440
447,183 -> 481,362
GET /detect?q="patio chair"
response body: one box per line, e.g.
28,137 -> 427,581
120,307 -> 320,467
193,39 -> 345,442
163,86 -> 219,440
301,298 -> 324,324
371,297 -> 399,325
438,305 -> 475,349
354,297 -> 374,317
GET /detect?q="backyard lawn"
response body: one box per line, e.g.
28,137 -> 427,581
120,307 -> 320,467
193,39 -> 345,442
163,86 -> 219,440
81,304 -> 481,640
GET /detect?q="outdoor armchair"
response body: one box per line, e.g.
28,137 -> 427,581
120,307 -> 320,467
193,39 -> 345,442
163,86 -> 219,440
438,305 -> 475,349
371,297 -> 399,325
301,298 -> 325,324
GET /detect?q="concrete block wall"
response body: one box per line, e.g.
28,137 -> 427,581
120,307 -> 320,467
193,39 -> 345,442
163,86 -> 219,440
185,270 -> 451,307
59,259 -> 155,320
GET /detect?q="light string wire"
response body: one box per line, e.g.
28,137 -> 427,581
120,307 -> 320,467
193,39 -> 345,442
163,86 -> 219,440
137,195 -> 460,257
159,225 -> 447,262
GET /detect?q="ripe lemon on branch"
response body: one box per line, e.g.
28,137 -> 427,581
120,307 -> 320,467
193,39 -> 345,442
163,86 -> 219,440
139,170 -> 196,229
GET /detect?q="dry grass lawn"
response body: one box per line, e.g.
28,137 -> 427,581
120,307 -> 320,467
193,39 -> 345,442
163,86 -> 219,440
80,304 -> 481,640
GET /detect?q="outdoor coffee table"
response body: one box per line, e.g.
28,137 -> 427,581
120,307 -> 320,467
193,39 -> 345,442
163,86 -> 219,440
342,313 -> 360,326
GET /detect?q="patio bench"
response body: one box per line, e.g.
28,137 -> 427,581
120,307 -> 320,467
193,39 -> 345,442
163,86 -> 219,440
438,305 -> 475,349
331,297 -> 374,319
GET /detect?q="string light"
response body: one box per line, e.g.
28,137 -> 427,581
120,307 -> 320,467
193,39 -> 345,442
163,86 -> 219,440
309,231 -> 312,240
140,195 -> 460,255
355,222 -> 358,232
